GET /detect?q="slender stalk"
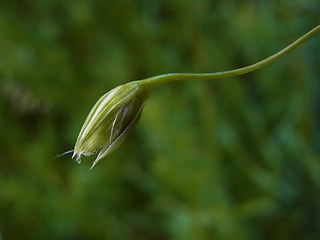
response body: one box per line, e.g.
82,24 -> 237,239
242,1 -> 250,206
140,24 -> 320,89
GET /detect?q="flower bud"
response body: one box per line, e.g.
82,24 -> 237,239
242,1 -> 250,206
73,81 -> 150,169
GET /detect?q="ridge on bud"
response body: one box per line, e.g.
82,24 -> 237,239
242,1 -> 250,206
72,81 -> 150,169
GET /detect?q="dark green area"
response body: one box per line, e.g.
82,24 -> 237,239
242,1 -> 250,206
0,1 -> 319,239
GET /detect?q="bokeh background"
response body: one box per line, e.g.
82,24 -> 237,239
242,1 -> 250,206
0,1 -> 320,239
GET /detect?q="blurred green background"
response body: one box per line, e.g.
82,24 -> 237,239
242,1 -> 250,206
0,0 -> 320,239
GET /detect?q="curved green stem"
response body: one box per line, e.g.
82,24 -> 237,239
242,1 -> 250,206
140,24 -> 320,89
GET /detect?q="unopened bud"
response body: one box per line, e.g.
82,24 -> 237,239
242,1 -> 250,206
73,81 -> 150,169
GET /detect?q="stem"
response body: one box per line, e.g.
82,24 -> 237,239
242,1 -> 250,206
140,24 -> 320,89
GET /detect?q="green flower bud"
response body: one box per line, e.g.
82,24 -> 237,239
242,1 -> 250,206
73,81 -> 150,169
70,25 -> 320,169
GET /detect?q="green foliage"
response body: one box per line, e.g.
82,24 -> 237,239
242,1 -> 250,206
0,1 -> 319,239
